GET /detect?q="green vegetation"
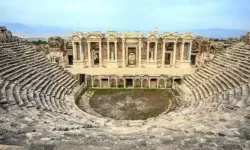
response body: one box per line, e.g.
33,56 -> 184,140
214,39 -> 226,42
31,40 -> 48,45
92,88 -> 169,95
89,89 -> 174,120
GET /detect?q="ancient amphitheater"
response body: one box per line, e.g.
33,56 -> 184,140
1,26 -> 250,150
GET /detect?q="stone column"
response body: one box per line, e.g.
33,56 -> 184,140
99,41 -> 102,67
99,78 -> 102,88
108,77 -> 110,88
72,42 -> 76,60
140,79 -> 143,88
172,42 -> 177,67
157,79 -> 159,89
189,42 -> 192,61
107,41 -> 110,61
80,42 -> 84,61
147,42 -> 150,62
116,77 -> 118,88
122,39 -> 125,67
133,78 -> 135,88
180,41 -> 185,61
154,42 -> 158,61
138,39 -> 142,67
161,41 -> 165,67
91,77 -> 94,88
164,78 -> 167,88
115,41 -> 117,61
87,42 -> 91,67
148,78 -> 151,88
124,79 -> 126,88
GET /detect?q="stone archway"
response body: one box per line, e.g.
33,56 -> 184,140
166,78 -> 172,88
142,79 -> 148,88
135,79 -> 141,88
85,76 -> 92,87
159,79 -> 165,88
118,78 -> 124,88
94,79 -> 100,87
110,78 -> 116,88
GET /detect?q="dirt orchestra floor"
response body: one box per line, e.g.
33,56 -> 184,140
89,89 -> 173,120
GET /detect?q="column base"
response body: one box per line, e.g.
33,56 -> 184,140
146,60 -> 157,68
106,61 -> 118,68
175,60 -> 191,68
73,60 -> 84,68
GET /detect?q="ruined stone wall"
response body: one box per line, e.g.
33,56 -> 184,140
240,32 -> 250,44
0,26 -> 22,43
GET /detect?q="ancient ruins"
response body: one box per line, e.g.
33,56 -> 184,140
48,31 -> 217,89
1,26 -> 250,149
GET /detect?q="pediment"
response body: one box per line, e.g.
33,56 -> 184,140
86,32 -> 103,38
107,34 -> 117,39
161,32 -> 178,39
149,35 -> 157,39
71,35 -> 80,41
182,32 -> 194,39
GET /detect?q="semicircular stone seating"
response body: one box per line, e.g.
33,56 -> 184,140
161,43 -> 250,136
0,42 -> 101,129
1,40 -> 250,149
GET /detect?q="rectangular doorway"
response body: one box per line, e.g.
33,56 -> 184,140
79,74 -> 85,85
101,79 -> 108,88
126,79 -> 133,88
191,55 -> 196,65
68,55 -> 73,65
150,79 -> 157,88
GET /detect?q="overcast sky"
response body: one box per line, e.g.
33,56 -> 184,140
1,0 -> 250,31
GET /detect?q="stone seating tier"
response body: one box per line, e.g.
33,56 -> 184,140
1,40 -> 250,148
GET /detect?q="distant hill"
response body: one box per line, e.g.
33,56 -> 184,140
0,22 -> 248,39
191,28 -> 248,39
0,22 -> 71,35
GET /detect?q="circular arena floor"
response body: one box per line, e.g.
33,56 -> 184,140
88,89 -> 173,120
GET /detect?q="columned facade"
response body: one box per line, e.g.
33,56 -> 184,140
71,31 -> 194,69
87,74 -> 174,89
106,31 -> 119,68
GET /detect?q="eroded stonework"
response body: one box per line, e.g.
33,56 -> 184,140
0,26 -> 250,149
70,31 -> 195,69
241,32 -> 250,44
0,26 -> 22,43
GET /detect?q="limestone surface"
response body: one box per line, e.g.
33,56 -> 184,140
0,27 -> 250,149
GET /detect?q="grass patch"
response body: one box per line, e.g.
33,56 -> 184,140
89,89 -> 174,120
